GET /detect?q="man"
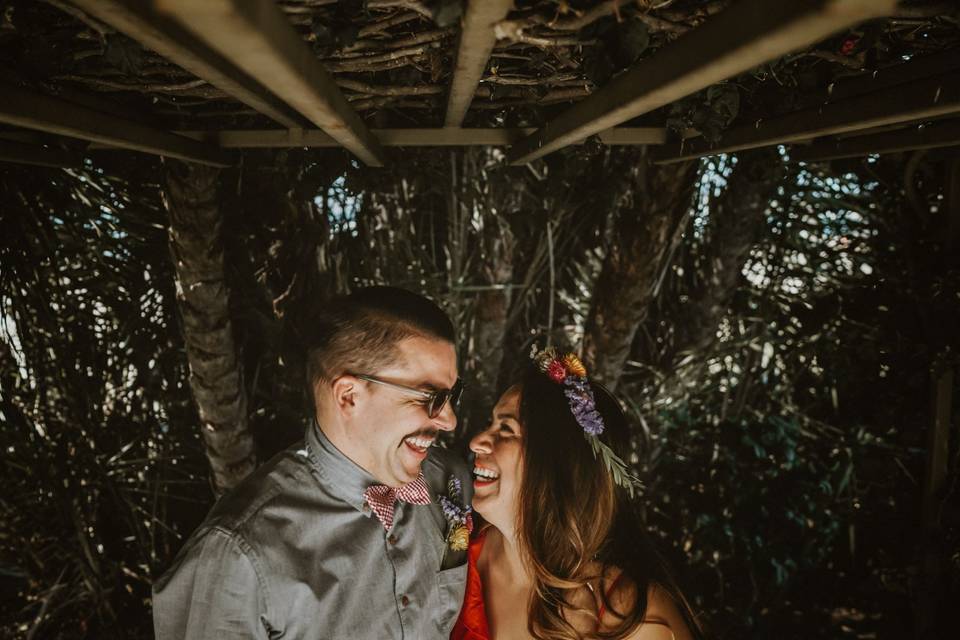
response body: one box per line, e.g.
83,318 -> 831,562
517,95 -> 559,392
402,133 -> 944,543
153,286 -> 472,639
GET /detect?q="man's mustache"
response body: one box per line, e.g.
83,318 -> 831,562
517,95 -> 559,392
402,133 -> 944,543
404,428 -> 440,440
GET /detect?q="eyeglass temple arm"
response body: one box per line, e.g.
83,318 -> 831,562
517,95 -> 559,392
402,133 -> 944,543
356,375 -> 433,399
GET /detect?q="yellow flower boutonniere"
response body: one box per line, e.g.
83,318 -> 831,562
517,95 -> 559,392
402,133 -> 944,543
448,525 -> 469,552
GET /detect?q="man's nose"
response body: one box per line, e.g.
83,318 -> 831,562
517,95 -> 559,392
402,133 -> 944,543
433,400 -> 457,432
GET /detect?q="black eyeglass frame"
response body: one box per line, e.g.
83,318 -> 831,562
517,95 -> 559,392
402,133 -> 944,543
353,373 -> 464,418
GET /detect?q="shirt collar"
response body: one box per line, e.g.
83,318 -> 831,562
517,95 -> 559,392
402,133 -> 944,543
305,418 -> 380,513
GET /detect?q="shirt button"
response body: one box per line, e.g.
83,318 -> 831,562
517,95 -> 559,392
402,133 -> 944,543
387,534 -> 398,545
401,595 -> 410,607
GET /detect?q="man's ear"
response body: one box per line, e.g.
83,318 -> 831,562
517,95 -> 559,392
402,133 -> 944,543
331,375 -> 360,415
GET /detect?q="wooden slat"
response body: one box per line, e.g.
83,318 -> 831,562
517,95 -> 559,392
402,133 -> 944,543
797,48 -> 960,110
829,112 -> 960,140
0,84 -> 231,167
203,128 -> 530,148
156,0 -> 385,166
68,0 -> 306,129
655,71 -> 960,163
791,119 -> 960,161
506,0 -> 896,165
444,0 -> 514,127
832,121 -> 918,140
0,140 -> 83,168
599,128 -> 668,145
0,130 -> 48,144
164,127 -> 667,148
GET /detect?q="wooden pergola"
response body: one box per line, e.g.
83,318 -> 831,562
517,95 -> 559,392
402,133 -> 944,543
0,0 -> 958,169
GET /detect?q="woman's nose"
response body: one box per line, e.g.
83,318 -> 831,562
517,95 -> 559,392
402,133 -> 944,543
469,428 -> 493,455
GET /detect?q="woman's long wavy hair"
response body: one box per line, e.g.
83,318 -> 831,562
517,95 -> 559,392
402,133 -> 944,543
514,364 -> 702,640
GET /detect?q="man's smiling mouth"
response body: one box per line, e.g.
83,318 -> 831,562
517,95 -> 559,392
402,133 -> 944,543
403,434 -> 435,454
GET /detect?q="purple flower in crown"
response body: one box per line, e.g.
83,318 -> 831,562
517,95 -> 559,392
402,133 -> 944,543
563,375 -> 605,436
528,344 -> 642,496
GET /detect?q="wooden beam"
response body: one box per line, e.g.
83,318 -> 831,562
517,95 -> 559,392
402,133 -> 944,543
164,127 -> 667,148
795,47 -> 960,110
506,0 -> 896,165
0,84 -> 231,167
68,0 -> 307,129
156,0 -> 386,166
194,128 -> 531,148
791,119 -> 960,161
0,140 -> 83,169
832,120 -> 918,140
655,71 -> 960,163
444,0 -> 514,127
598,128 -> 668,145
0,130 -> 49,144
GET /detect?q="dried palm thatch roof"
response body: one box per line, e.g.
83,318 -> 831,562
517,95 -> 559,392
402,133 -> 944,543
0,0 -> 958,167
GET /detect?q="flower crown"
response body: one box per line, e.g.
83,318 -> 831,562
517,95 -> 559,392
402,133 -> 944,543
530,345 -> 642,496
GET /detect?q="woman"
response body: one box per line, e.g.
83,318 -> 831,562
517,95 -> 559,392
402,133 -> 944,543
452,348 -> 701,640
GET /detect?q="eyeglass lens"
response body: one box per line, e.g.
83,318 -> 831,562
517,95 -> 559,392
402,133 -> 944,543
427,381 -> 463,418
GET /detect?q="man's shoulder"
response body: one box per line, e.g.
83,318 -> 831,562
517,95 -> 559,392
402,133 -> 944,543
155,442 -> 330,587
203,442 -> 314,533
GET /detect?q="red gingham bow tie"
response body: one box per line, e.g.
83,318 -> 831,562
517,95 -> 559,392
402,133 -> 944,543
363,473 -> 432,531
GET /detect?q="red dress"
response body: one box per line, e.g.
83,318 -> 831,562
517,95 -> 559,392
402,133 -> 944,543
450,529 -> 491,640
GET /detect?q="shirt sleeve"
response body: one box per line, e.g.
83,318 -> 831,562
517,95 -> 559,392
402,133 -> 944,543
152,527 -> 271,640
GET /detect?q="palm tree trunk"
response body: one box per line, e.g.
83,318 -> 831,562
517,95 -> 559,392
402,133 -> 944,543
670,148 -> 785,359
164,161 -> 255,495
583,154 -> 698,390
465,214 -> 515,432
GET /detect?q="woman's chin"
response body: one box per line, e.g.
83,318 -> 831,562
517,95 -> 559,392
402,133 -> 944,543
472,476 -> 498,491
471,494 -> 507,525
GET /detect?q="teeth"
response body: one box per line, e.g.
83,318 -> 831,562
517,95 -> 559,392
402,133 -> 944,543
404,436 -> 435,450
473,466 -> 499,480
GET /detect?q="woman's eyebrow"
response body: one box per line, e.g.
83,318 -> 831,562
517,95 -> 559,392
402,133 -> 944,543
495,412 -> 519,421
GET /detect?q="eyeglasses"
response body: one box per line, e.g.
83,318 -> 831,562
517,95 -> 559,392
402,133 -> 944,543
354,374 -> 464,419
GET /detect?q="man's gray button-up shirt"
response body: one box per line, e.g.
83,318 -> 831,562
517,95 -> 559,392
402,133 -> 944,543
152,422 -> 472,639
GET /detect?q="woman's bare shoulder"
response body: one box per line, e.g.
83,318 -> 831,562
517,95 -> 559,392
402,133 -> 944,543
601,570 -> 697,640
563,564 -> 698,640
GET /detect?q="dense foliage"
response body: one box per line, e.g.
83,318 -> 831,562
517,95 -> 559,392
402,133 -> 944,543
1,145 -> 957,639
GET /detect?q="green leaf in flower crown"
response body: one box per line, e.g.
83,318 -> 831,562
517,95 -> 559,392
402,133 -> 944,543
587,434 -> 643,499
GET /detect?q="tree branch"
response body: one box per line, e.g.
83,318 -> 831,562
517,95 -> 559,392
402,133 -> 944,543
339,28 -> 454,57
358,10 -> 422,37
337,78 -> 444,96
366,0 -> 433,20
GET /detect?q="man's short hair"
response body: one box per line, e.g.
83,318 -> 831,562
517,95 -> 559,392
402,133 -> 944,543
305,286 -> 455,393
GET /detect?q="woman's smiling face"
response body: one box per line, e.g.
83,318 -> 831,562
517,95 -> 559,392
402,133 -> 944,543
468,385 -> 524,531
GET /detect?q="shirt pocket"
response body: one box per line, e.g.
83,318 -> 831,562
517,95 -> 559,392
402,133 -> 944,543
434,563 -> 468,635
